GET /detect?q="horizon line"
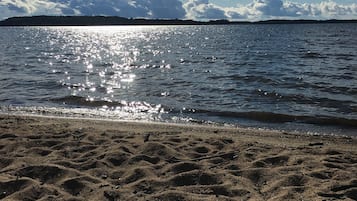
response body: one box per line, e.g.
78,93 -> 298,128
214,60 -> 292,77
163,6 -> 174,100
1,15 -> 357,26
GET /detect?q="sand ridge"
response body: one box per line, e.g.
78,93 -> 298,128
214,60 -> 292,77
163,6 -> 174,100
0,115 -> 356,200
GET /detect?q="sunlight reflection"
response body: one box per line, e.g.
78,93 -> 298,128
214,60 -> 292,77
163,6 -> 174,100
48,26 -> 171,119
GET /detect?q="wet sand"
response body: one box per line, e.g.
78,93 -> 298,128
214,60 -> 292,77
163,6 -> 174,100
0,114 -> 356,200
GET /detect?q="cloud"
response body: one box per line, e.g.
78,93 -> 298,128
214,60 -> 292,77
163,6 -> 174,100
0,0 -> 356,21
252,0 -> 289,16
230,0 -> 357,20
56,0 -> 186,19
309,1 -> 357,19
0,0 -> 68,20
183,0 -> 228,20
183,0 -> 357,21
0,0 -> 186,20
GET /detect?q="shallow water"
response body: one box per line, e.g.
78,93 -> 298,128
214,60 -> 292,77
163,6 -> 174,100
0,24 -> 356,135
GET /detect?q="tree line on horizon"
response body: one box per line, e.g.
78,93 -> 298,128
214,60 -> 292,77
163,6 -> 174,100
0,15 -> 356,26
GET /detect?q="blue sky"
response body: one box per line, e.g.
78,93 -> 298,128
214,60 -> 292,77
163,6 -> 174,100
0,0 -> 356,21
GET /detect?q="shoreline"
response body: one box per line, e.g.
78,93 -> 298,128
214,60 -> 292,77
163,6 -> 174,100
1,114 -> 356,200
1,16 -> 357,27
2,113 -> 356,145
1,107 -> 356,138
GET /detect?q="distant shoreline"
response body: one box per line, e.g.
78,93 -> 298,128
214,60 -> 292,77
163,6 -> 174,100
0,16 -> 356,26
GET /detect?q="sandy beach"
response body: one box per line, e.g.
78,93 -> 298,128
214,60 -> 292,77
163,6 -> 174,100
0,114 -> 356,200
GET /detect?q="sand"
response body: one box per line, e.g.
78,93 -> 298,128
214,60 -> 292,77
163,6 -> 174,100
0,114 -> 356,201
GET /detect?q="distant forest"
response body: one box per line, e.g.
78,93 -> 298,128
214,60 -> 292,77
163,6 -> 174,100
0,16 -> 356,26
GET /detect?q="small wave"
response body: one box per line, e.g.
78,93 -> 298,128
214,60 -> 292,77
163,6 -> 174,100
334,53 -> 355,61
0,105 -> 164,122
50,96 -> 165,115
208,74 -> 279,85
181,109 -> 357,128
50,96 -> 124,107
301,51 -> 326,59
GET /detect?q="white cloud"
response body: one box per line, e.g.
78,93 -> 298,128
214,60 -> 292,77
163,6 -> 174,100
310,1 -> 357,19
56,0 -> 186,18
229,0 -> 357,20
0,0 -> 356,21
183,0 -> 228,20
0,0 -> 69,19
0,0 -> 186,20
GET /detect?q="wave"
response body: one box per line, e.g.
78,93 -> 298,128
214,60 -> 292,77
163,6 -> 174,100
50,96 -> 164,115
49,96 -> 357,128
208,74 -> 280,85
301,52 -> 327,59
181,109 -> 357,128
50,96 -> 124,107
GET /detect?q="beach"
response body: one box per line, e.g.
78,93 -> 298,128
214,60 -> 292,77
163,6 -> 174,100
0,114 -> 356,200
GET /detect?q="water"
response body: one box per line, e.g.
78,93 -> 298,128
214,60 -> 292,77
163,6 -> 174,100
1,24 -> 356,135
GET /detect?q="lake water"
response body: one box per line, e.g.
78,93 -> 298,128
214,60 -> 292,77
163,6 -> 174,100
0,24 -> 356,135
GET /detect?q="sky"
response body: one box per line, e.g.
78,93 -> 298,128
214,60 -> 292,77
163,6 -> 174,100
0,0 -> 356,21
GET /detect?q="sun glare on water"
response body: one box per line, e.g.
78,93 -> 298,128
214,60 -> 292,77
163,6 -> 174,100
40,26 -> 174,120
